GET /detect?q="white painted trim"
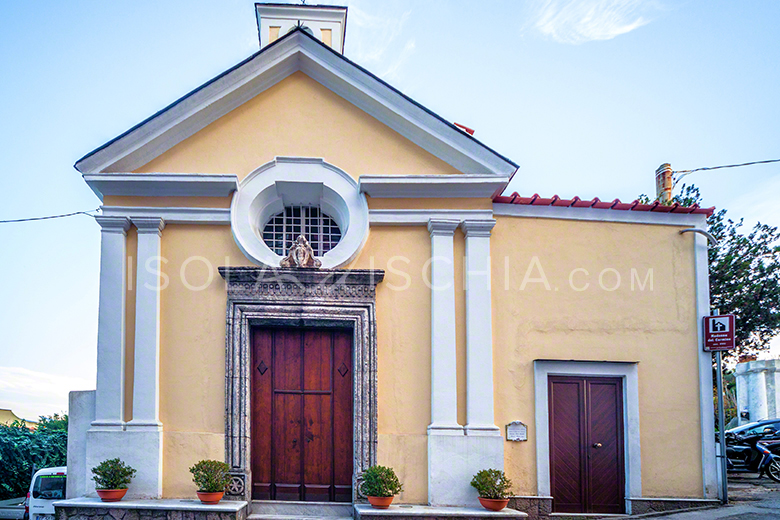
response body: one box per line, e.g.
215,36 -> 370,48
369,209 -> 493,226
100,206 -> 230,224
494,202 -> 708,228
358,175 -> 509,198
533,360 -> 641,502
428,219 -> 462,434
83,173 -> 238,200
694,229 -> 719,499
91,217 -> 130,431
461,219 -> 500,436
127,217 -> 164,432
230,157 -> 369,269
75,31 -> 516,176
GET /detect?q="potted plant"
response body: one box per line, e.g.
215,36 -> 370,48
190,460 -> 232,504
91,458 -> 137,502
471,469 -> 513,511
360,465 -> 403,509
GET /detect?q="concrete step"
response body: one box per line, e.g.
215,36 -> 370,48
249,516 -> 353,520
250,501 -> 353,518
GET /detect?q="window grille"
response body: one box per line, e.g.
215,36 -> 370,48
262,205 -> 342,257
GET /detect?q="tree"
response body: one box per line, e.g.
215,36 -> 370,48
641,185 -> 780,359
0,414 -> 68,500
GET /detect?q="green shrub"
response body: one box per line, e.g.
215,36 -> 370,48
189,460 -> 231,493
0,417 -> 68,501
470,469 -> 512,499
359,465 -> 403,498
91,458 -> 136,490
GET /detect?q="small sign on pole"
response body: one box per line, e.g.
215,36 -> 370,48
704,314 -> 736,351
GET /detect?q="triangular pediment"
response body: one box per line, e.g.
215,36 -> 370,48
75,28 -> 517,177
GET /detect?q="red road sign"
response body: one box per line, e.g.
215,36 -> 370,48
704,314 -> 736,351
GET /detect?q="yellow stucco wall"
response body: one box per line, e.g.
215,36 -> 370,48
350,226 -> 435,504
491,216 -> 702,498
132,71 -> 462,179
110,68 -> 705,502
103,196 -> 232,208
124,226 -> 137,423
157,225 -> 254,497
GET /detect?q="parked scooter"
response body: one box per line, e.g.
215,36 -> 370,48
726,427 -> 780,482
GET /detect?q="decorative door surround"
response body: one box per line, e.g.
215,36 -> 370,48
218,267 -> 385,502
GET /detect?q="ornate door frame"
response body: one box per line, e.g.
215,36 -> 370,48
218,267 -> 384,502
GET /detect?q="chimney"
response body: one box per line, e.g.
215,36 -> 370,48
655,163 -> 673,203
255,3 -> 348,54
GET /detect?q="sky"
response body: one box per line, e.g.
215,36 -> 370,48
1,0 -> 779,420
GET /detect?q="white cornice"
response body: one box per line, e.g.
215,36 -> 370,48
100,206 -> 230,225
83,173 -> 239,200
75,30 -> 517,177
493,203 -> 708,228
369,209 -> 493,226
358,175 -> 509,198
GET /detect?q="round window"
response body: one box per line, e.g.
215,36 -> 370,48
262,205 -> 342,257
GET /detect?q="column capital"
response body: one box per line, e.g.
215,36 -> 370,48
461,219 -> 496,237
95,216 -> 131,235
428,219 -> 460,237
132,217 -> 166,235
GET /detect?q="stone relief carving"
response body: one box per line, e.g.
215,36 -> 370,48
279,235 -> 322,268
218,267 -> 384,503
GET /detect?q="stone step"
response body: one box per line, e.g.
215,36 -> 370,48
250,501 -> 353,517
354,504 -> 527,520
249,516 -> 354,520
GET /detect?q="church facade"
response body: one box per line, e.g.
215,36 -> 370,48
66,4 -> 719,517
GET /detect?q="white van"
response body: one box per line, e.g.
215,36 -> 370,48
27,467 -> 66,520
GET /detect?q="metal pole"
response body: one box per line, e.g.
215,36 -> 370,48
716,349 -> 728,504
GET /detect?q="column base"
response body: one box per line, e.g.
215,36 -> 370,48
89,420 -> 125,432
464,424 -> 501,436
126,420 -> 163,432
428,423 -> 464,436
428,432 -> 503,506
86,429 -> 163,498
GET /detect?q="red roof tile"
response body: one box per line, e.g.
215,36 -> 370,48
493,193 -> 714,216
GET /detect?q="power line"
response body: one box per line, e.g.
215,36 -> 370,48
0,208 -> 100,224
672,158 -> 780,188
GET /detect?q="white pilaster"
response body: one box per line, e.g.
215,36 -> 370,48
427,219 -> 461,434
127,217 -> 165,431
461,219 -> 500,436
91,216 -> 130,430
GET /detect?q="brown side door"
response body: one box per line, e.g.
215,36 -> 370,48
251,327 -> 353,502
549,376 -> 625,514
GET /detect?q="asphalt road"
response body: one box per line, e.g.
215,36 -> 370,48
657,474 -> 780,519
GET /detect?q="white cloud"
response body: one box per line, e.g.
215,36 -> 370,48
526,0 -> 658,44
0,366 -> 94,421
346,5 -> 415,79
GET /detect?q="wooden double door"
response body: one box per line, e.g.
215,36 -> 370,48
251,327 -> 353,502
549,376 -> 625,514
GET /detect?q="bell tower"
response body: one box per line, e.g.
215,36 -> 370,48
255,3 -> 348,54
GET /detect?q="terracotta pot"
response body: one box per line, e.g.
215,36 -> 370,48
196,491 -> 225,505
367,496 -> 394,509
478,497 -> 509,511
96,489 -> 128,502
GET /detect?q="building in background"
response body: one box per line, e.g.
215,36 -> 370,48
60,4 -> 720,519
0,408 -> 38,429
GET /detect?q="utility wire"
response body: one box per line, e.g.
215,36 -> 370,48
0,208 -> 100,224
673,158 -> 780,187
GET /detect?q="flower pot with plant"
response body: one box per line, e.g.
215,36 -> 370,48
92,458 -> 137,502
471,469 -> 513,511
360,465 -> 403,509
190,460 -> 232,504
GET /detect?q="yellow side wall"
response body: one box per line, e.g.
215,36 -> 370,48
132,71 -> 463,180
491,216 -> 703,498
124,226 -> 137,423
